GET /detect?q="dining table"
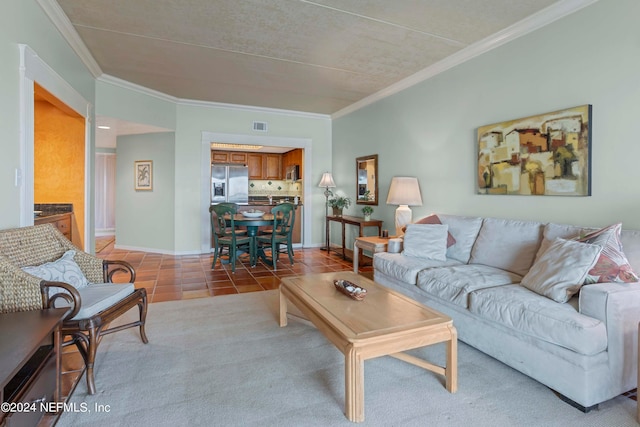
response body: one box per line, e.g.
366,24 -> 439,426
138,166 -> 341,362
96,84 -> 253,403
229,213 -> 278,267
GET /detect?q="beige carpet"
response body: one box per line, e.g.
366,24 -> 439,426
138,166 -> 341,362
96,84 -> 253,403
57,291 -> 637,426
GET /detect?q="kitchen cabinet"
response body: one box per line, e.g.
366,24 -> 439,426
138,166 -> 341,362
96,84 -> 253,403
282,149 -> 303,180
35,213 -> 72,241
264,154 -> 282,180
247,154 -> 264,179
247,153 -> 283,180
211,151 -> 248,165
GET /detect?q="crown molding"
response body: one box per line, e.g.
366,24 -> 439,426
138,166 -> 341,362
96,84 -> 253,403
177,98 -> 331,120
332,0 -> 599,119
36,0 -> 102,77
98,74 -> 179,103
99,74 -> 330,120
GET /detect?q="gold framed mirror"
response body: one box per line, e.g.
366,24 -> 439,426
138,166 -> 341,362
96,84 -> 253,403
355,154 -> 378,205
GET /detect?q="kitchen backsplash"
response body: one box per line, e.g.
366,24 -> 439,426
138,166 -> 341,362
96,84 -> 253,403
249,179 -> 302,199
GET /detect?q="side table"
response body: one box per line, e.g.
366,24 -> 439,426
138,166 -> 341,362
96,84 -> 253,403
353,236 -> 392,273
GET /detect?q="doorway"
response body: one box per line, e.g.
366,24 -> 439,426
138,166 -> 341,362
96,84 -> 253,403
34,84 -> 86,248
19,44 -> 92,251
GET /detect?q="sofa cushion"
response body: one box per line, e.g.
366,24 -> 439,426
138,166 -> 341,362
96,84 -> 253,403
373,252 -> 461,285
22,250 -> 89,297
437,214 -> 483,264
402,224 -> 448,261
53,283 -> 135,320
412,215 -> 456,247
416,264 -> 522,308
522,238 -> 602,303
577,223 -> 639,284
469,285 -> 607,356
468,217 -> 543,276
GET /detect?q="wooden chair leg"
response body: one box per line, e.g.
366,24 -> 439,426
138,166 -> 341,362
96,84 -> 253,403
138,291 -> 149,344
85,326 -> 99,395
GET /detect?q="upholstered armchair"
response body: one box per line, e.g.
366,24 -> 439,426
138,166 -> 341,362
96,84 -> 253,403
0,224 -> 148,394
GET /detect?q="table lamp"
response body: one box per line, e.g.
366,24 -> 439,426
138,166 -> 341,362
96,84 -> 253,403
386,176 -> 422,236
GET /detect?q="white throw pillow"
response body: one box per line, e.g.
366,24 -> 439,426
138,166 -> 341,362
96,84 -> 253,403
402,224 -> 448,261
521,238 -> 602,303
22,250 -> 90,297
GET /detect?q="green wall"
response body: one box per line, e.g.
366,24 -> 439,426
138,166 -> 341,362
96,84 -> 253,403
0,0 -> 95,228
333,0 -> 640,250
115,132 -> 176,252
175,104 -> 331,253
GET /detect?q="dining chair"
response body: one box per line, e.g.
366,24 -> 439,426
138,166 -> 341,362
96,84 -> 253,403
210,204 -> 252,272
256,203 -> 295,271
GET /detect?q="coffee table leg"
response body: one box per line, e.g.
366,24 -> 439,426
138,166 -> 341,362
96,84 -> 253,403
446,325 -> 458,393
345,345 -> 364,422
279,287 -> 288,327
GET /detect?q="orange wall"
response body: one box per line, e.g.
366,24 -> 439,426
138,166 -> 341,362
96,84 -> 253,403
34,100 -> 85,247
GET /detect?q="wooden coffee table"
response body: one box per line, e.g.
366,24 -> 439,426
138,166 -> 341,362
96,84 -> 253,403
279,272 -> 457,422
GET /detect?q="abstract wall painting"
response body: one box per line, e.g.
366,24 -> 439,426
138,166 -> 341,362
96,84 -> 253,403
477,104 -> 592,196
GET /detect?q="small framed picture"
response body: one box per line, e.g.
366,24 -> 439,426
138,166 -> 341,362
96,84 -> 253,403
134,160 -> 153,191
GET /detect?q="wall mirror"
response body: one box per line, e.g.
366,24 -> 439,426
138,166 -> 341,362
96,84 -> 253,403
355,154 -> 378,205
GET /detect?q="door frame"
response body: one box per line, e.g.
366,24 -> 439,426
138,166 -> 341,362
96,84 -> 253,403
19,44 -> 92,251
200,131 -> 312,253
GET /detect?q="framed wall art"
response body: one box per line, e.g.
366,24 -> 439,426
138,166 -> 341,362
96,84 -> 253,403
477,104 -> 592,196
134,160 -> 153,191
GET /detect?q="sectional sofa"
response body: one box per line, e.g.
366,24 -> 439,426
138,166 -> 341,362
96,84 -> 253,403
373,214 -> 640,410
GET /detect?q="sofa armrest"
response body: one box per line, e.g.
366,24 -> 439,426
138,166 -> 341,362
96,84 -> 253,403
40,280 -> 81,320
579,282 -> 640,391
103,260 -> 136,283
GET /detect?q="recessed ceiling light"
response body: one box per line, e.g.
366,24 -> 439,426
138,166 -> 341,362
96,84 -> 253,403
97,125 -> 111,130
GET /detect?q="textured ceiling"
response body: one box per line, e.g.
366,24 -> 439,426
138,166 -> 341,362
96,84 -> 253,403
56,0 -> 562,115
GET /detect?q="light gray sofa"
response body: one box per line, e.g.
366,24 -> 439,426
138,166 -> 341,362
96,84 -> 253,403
373,214 -> 640,411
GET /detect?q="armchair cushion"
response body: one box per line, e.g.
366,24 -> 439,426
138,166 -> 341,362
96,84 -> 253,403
53,283 -> 135,320
22,250 -> 89,297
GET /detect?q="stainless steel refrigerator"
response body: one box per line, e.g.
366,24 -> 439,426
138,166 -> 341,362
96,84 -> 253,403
211,164 -> 249,204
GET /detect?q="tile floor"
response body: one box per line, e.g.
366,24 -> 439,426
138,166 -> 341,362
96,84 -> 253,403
97,237 -> 373,303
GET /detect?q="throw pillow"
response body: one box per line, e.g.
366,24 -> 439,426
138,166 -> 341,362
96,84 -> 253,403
404,215 -> 456,247
402,224 -> 448,261
576,223 -> 639,284
521,238 -> 602,303
22,250 -> 90,297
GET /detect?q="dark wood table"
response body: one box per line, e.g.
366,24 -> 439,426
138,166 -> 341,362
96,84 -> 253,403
0,308 -> 68,427
326,215 -> 384,260
231,213 -> 277,266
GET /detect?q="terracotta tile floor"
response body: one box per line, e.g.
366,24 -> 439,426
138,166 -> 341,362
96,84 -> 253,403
96,237 -> 373,303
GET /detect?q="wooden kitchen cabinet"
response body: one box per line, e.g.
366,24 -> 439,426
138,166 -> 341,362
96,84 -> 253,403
211,151 -> 248,164
282,149 -> 303,179
247,154 -> 264,179
211,151 -> 229,163
34,213 -> 72,241
247,153 -> 283,179
264,154 -> 282,180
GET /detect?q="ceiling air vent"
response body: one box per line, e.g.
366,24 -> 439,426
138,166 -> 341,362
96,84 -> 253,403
252,121 -> 268,132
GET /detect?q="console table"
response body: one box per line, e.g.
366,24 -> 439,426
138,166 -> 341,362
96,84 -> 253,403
0,309 -> 67,427
326,215 -> 383,260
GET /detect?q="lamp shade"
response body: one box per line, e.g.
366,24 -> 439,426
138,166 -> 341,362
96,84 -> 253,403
318,172 -> 336,188
386,177 -> 422,206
